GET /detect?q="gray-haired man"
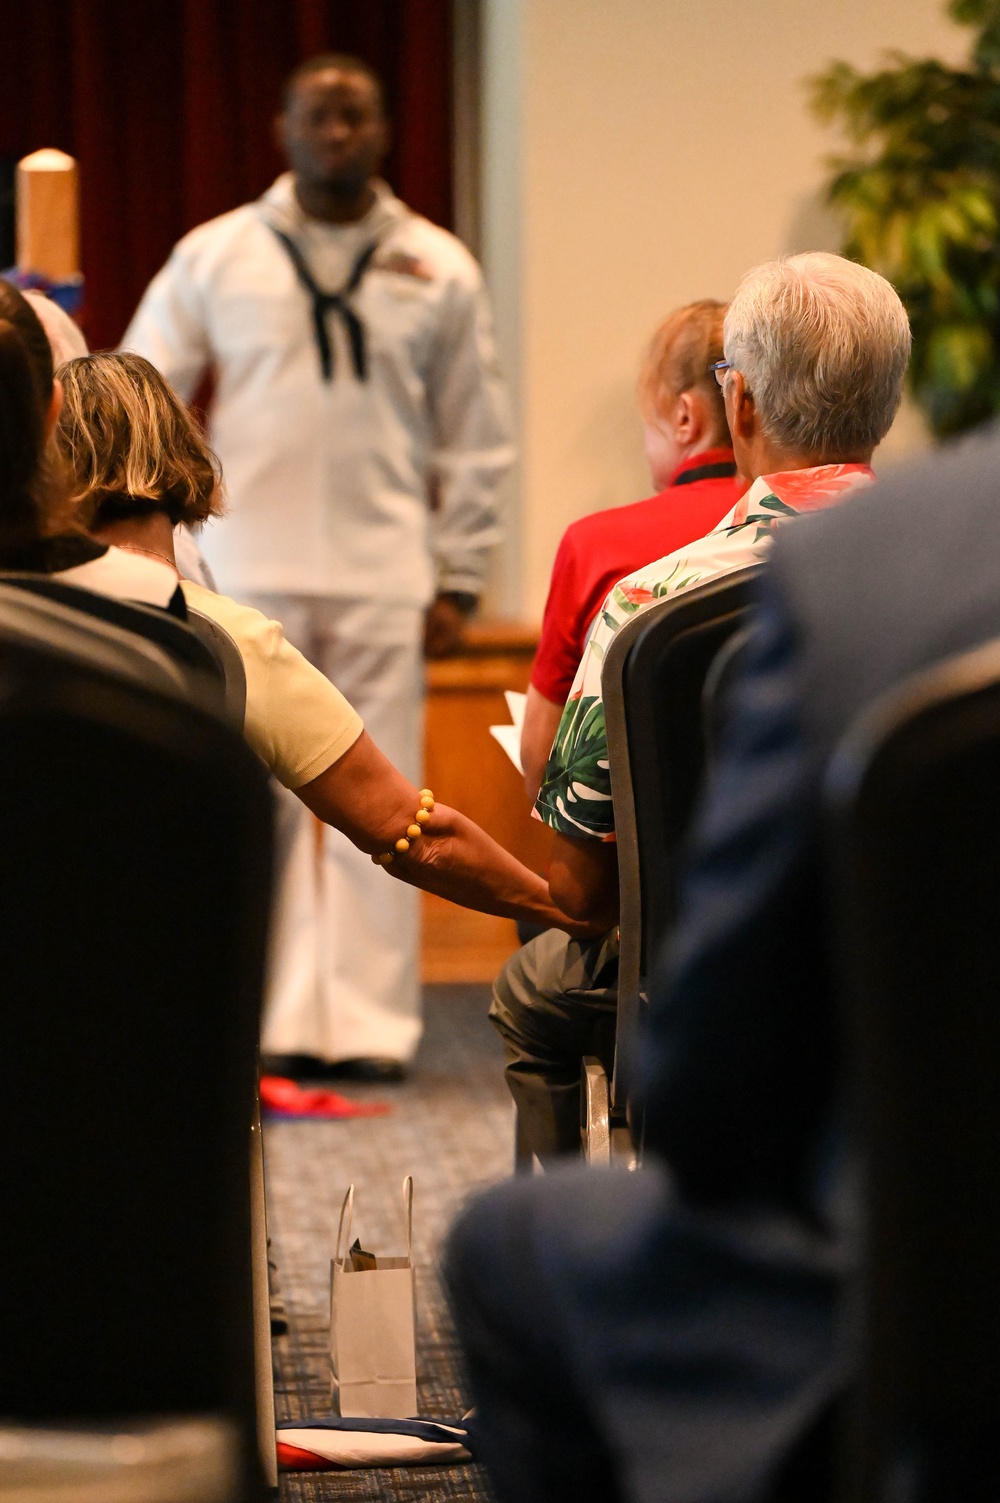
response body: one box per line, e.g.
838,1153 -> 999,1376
495,252 -> 912,1161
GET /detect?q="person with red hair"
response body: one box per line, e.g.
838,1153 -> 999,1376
520,301 -> 741,801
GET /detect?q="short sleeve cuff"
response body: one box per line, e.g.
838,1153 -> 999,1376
533,781 -> 616,841
436,563 -> 488,597
529,661 -> 574,706
282,713 -> 364,791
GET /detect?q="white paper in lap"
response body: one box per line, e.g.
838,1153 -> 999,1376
489,689 -> 527,773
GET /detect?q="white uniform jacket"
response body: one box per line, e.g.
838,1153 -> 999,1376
123,176 -> 514,606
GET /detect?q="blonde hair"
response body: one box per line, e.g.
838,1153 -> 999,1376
55,352 -> 224,529
637,300 -> 729,441
723,253 -> 911,459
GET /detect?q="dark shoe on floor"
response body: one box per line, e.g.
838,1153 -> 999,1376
269,1300 -> 289,1337
267,1240 -> 288,1336
324,1057 -> 409,1084
260,1052 -> 329,1080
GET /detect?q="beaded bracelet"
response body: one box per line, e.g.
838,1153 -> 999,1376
371,789 -> 435,866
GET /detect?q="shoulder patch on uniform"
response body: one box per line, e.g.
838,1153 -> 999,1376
375,251 -> 435,281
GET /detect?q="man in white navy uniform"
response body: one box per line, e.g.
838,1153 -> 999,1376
124,54 -> 513,1079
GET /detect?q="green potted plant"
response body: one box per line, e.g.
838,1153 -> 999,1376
812,0 -> 1000,436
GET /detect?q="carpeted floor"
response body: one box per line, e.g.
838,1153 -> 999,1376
265,983 -> 509,1502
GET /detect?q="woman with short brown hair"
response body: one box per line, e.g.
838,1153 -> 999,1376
59,351 -> 223,531
50,351 -> 588,1076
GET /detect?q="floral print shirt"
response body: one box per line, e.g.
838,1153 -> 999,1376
534,463 -> 875,842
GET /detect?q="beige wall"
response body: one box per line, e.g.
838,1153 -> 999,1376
481,0 -> 966,619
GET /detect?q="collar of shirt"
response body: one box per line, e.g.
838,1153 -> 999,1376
258,172 -> 409,245
725,462 -> 876,530
665,446 -> 737,488
52,545 -> 182,611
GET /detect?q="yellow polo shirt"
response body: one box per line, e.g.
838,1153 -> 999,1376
181,581 -> 363,789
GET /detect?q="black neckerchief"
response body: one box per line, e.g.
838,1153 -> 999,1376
269,227 -> 379,381
671,459 -> 737,487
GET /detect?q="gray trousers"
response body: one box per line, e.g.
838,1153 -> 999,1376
489,928 -> 620,1160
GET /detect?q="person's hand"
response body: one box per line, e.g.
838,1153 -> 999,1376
423,592 -> 477,659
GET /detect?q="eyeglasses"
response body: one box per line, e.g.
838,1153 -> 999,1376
710,360 -> 733,388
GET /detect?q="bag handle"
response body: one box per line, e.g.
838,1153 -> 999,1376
402,1175 -> 413,1262
335,1180 -> 411,1264
334,1184 -> 355,1266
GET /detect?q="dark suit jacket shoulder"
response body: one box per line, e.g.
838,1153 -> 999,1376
774,423 -> 1000,759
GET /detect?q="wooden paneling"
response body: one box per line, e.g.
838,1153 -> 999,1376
422,620 -> 551,981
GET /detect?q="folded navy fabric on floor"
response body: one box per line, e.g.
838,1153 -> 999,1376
275,1416 -> 473,1470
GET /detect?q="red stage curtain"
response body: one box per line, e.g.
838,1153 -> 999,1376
1,0 -> 453,349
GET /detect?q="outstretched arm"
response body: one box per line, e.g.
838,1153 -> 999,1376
520,685 -> 563,804
120,242 -> 211,401
296,730 -> 595,936
547,831 -> 620,932
426,272 -> 514,601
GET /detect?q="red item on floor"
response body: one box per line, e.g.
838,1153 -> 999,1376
259,1075 -> 390,1120
275,1418 -> 473,1470
276,1440 -> 345,1470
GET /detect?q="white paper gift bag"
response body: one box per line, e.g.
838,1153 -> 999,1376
329,1176 -> 417,1418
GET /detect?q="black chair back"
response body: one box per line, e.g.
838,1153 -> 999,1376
603,566 -> 762,1104
701,621 -> 756,766
0,581 -> 206,703
0,570 -> 224,682
826,638 -> 1000,1502
188,607 -> 249,730
0,590 -> 274,1500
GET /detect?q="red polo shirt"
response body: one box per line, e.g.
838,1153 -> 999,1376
530,448 -> 742,704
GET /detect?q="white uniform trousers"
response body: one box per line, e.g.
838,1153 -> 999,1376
248,595 -> 425,1064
